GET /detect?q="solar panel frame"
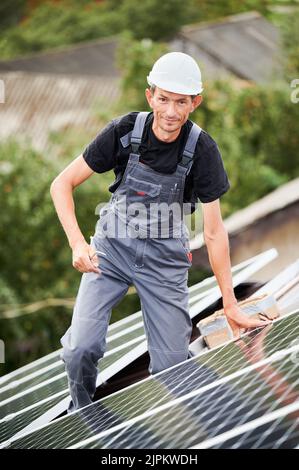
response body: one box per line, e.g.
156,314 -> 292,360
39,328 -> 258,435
1,248 -> 276,403
3,297 -> 297,449
4,302 -> 299,448
193,401 -> 299,449
0,390 -> 69,443
67,314 -> 299,449
0,337 -> 146,417
0,248 -> 278,445
0,326 -> 147,401
0,248 -> 277,390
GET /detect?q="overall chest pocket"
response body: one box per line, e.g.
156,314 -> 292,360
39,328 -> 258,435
125,174 -> 161,206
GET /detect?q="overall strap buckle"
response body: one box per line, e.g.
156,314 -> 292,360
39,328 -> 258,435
120,111 -> 150,154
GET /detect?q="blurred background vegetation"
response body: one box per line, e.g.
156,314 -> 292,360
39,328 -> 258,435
0,0 -> 280,58
0,0 -> 299,373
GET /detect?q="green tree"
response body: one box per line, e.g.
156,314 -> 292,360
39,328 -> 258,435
279,12 -> 299,79
0,134 -> 144,374
120,0 -> 191,41
185,0 -> 274,23
0,0 -> 26,30
191,79 -> 295,212
0,139 -> 112,304
0,0 -> 124,58
115,32 -> 168,110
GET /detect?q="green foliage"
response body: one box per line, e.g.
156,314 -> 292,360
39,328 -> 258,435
2,0 -> 299,375
190,79 -> 297,213
119,0 -> 190,41
0,306 -> 71,375
231,83 -> 299,178
0,0 -> 124,59
278,12 -> 299,78
0,139 -> 116,303
115,32 -> 168,110
0,137 -> 140,374
0,0 -> 286,59
0,0 -> 26,30
184,0 -> 272,23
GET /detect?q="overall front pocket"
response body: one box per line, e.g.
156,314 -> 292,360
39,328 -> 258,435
125,174 -> 161,206
167,185 -> 181,205
174,236 -> 193,265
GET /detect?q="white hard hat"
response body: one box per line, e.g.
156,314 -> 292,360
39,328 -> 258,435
147,52 -> 203,95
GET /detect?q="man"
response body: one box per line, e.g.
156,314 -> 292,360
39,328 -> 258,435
50,52 -> 271,413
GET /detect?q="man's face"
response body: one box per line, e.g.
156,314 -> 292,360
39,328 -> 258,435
145,86 -> 202,136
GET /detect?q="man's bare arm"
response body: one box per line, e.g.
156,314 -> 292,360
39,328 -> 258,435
202,199 -> 271,334
50,154 -> 100,274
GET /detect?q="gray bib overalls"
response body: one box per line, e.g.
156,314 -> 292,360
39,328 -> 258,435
60,112 -> 202,412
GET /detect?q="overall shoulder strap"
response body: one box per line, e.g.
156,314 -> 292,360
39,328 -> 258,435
120,112 -> 150,153
179,122 -> 202,175
131,111 -> 150,153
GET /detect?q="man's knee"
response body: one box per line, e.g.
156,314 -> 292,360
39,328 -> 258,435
60,342 -> 104,381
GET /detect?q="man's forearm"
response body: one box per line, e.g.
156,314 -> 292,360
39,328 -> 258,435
50,180 -> 86,249
204,226 -> 238,308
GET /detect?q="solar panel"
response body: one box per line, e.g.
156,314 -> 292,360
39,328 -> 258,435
0,248 -> 275,392
0,391 -> 69,444
0,337 -> 146,419
68,310 -> 299,450
3,307 -> 297,449
0,248 -> 278,445
248,258 -> 299,318
0,351 -> 62,388
278,284 -> 299,316
0,311 -> 144,389
0,325 -> 146,401
194,402 -> 299,449
0,337 -> 148,443
1,248 -> 273,405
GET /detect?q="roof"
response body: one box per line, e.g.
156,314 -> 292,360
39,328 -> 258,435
190,177 -> 299,251
0,12 -> 282,84
170,11 -> 282,83
0,71 -> 120,151
0,11 -> 283,151
0,37 -> 119,77
1,248 -> 299,449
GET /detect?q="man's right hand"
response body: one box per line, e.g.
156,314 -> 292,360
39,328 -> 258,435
224,303 -> 272,338
71,240 -> 101,274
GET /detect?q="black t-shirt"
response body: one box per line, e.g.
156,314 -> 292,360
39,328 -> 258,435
83,111 -> 230,203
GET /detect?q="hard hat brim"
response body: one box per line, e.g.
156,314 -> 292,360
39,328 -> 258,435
147,75 -> 203,95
